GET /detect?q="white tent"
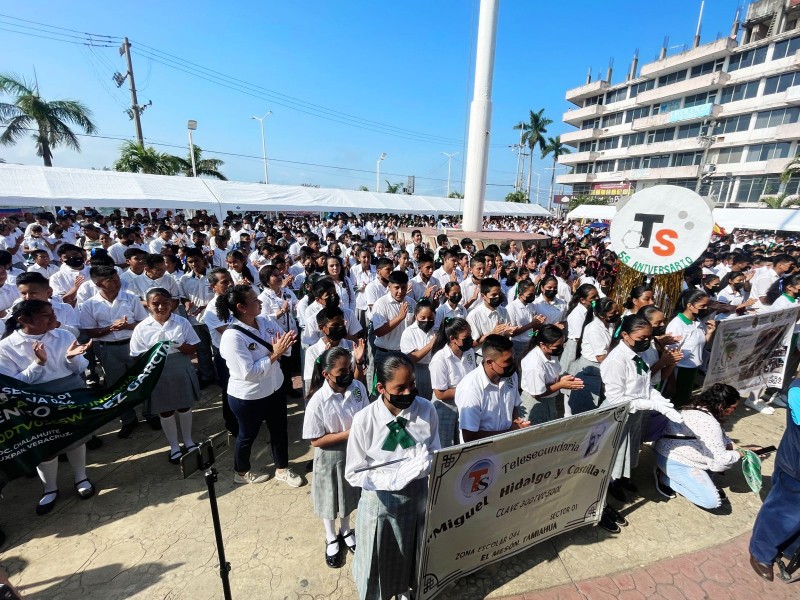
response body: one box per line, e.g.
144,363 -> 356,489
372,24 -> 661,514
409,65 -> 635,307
566,205 -> 615,220
0,164 -> 551,220
712,208 -> 800,232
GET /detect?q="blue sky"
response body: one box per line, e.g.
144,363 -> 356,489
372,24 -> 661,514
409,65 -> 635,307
0,1 -> 740,202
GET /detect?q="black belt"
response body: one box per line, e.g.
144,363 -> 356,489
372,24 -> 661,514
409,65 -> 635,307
95,339 -> 131,346
374,346 -> 391,352
662,434 -> 696,440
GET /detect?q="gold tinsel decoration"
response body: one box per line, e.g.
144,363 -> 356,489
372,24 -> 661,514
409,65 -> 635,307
613,263 -> 685,322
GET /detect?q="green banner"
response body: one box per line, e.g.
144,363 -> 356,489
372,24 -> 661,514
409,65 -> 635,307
0,341 -> 169,485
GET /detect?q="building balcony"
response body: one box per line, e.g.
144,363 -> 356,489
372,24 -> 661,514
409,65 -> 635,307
776,121 -> 800,139
639,37 -> 738,78
556,172 -> 597,184
618,164 -> 702,181
631,103 -> 722,131
636,71 -> 731,105
565,80 -> 609,106
561,128 -> 602,145
624,137 -> 706,157
559,150 -> 599,165
563,104 -> 605,126
728,49 -> 800,83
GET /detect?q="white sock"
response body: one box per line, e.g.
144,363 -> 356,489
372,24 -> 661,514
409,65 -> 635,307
177,409 -> 195,447
65,444 -> 88,484
160,414 -> 181,454
36,457 -> 59,494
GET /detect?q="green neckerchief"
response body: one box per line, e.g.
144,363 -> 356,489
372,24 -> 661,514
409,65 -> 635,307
677,312 -> 694,325
782,293 -> 797,304
381,416 -> 416,451
633,355 -> 650,375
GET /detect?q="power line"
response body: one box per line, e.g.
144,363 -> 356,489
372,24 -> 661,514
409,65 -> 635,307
0,13 -> 119,38
0,24 -> 116,47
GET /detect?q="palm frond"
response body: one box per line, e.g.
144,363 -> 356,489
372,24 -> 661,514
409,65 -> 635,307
0,73 -> 34,97
0,114 -> 34,145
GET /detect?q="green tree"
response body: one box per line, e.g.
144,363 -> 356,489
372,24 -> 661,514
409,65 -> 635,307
448,190 -> 463,199
179,145 -> 227,180
542,136 -> 571,210
505,190 -> 528,203
0,73 -> 97,167
385,181 -> 402,194
516,108 -> 552,199
357,185 -> 369,191
113,141 -> 182,175
567,194 -> 607,212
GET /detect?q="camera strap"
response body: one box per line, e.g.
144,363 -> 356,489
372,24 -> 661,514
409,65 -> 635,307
230,325 -> 274,353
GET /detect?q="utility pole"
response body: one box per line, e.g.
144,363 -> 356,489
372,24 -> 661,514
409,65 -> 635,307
120,37 -> 144,145
442,152 -> 459,197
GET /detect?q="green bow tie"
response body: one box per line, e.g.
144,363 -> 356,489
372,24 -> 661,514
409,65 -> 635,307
633,355 -> 650,375
381,416 -> 416,451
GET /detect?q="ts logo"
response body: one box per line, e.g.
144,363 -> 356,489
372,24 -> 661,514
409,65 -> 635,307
623,213 -> 678,257
460,459 -> 494,497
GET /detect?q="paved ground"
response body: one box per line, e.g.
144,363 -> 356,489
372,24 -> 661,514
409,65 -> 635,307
0,384 -> 794,599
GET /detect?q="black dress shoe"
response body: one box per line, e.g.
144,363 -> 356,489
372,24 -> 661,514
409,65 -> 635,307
617,477 -> 638,494
325,539 -> 343,568
86,435 -> 103,450
145,417 -> 162,431
36,490 -> 59,516
340,530 -> 356,554
749,554 -> 774,581
607,480 -> 627,503
118,420 -> 139,439
603,504 -> 629,527
598,508 -> 621,533
74,478 -> 96,500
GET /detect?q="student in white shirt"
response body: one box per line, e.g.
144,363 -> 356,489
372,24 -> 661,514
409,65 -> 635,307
563,284 -> 599,376
408,253 -> 440,303
27,249 -> 59,279
570,297 -> 619,415
303,346 -> 369,568
217,284 -> 302,487
621,285 -> 655,317
432,249 -> 462,289
324,256 -> 356,312
128,254 -> 180,305
0,264 -> 20,317
520,325 -> 583,425
458,256 -> 486,311
130,288 -> 201,464
351,249 -> 376,330
532,275 -> 568,325
429,317 -> 477,447
716,271 -> 754,321
455,334 -> 529,443
399,299 -> 437,400
49,244 -> 90,306
638,305 -> 683,390
178,249 -> 216,385
506,279 -> 546,360
15,272 -> 80,337
750,254 -> 794,308
666,289 -> 716,407
467,277 -> 515,346
364,257 -> 393,319
303,307 -> 366,391
344,352 -> 440,600
434,282 -> 467,331
371,270 -> 415,355
0,299 -> 93,515
303,277 -> 363,347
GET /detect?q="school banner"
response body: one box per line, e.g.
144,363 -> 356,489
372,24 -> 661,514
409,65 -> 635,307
0,342 -> 169,485
703,306 -> 800,393
417,403 -> 630,600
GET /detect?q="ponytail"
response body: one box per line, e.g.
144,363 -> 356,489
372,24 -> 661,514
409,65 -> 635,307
306,346 -> 353,401
524,324 -> 564,357
609,313 -> 650,352
431,317 -> 470,356
3,299 -> 50,339
215,284 -> 253,322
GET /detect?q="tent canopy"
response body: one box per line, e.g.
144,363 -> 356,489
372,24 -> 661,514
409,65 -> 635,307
0,164 -> 552,220
566,205 -> 615,220
712,208 -> 800,232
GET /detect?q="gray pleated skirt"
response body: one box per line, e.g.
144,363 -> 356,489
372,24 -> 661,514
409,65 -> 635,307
353,477 -> 427,600
562,339 -> 579,375
611,411 -> 643,480
414,363 -> 432,401
568,358 -> 602,415
311,441 -> 360,519
520,391 -> 561,425
433,399 -> 459,448
148,352 -> 199,413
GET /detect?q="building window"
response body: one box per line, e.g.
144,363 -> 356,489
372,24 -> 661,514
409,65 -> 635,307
736,176 -> 781,202
581,118 -> 600,130
601,112 -> 623,127
595,160 -> 616,173
684,91 -> 717,108
763,71 -> 800,95
630,79 -> 655,97
714,114 -> 752,134
784,176 -> 800,196
718,81 -> 759,104
772,35 -> 800,60
712,146 -> 745,164
597,136 -> 620,151
642,154 -> 671,168
690,59 -> 724,78
646,127 -> 676,144
625,106 -> 650,123
658,69 -> 688,87
677,122 -> 703,139
754,107 -> 800,128
652,99 -> 681,115
578,141 -> 596,153
605,87 -> 628,104
673,151 -> 703,167
584,95 -> 604,107
621,132 -> 645,147
728,46 -> 768,71
746,142 -> 792,162
618,157 -> 641,171
575,163 -> 593,174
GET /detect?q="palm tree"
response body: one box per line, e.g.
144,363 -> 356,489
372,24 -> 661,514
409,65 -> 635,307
517,109 -> 552,200
0,73 -> 97,167
781,154 -> 800,184
542,136 -> 571,210
113,141 -> 182,175
178,145 -> 227,180
357,185 -> 369,191
385,181 -> 402,194
448,191 -> 463,199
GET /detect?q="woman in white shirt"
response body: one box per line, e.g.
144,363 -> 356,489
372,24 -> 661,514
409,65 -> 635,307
520,325 -> 583,425
666,289 -> 716,406
563,284 -> 599,376
532,275 -> 568,326
620,284 -> 654,317
218,284 -> 302,487
0,299 -> 92,514
303,346 -> 369,569
325,256 -> 356,312
570,297 -> 619,416
428,317 -> 477,447
638,305 -> 683,392
130,288 -> 201,465
653,383 -> 744,510
399,300 -> 437,400
258,265 -> 302,387
434,282 -> 467,331
716,271 -> 753,320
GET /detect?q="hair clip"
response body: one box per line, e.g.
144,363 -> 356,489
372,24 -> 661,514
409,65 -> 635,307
591,300 -> 597,308
315,357 -> 322,364
614,325 -> 622,338
779,278 -> 784,291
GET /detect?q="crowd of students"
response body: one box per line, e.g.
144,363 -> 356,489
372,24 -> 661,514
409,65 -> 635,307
0,206 -> 797,597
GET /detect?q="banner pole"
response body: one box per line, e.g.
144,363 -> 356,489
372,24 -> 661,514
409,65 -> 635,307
205,467 -> 233,600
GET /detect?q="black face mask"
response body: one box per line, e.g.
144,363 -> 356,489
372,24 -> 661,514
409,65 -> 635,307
327,324 -> 347,342
325,294 -> 340,308
543,289 -> 558,300
549,346 -> 564,356
304,264 -> 314,273
706,285 -> 721,295
488,295 -> 502,308
732,282 -> 744,291
64,257 -> 84,269
448,293 -> 462,305
651,325 -> 667,337
632,338 -> 652,353
332,371 -> 354,389
696,308 -> 709,318
418,320 -> 434,332
494,362 -> 516,379
607,313 -> 621,323
520,295 -> 534,305
690,277 -> 702,287
457,337 -> 473,352
386,389 -> 417,410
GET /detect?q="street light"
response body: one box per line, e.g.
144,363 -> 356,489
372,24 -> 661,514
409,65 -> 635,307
442,152 -> 460,197
187,119 -> 198,178
250,111 -> 272,184
376,152 -> 387,192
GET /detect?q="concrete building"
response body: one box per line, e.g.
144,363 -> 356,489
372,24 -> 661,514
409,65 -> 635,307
557,0 -> 800,207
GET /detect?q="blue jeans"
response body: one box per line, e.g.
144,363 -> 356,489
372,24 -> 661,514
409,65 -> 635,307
228,392 -> 288,473
750,467 -> 800,564
656,454 -> 722,509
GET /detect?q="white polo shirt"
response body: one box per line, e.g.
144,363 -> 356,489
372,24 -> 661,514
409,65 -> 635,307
351,264 -> 376,311
506,298 -> 536,344
303,380 -> 370,439
129,313 -> 200,356
429,345 -> 477,392
399,322 -> 436,364
303,338 -> 353,381
455,366 -> 521,438
566,304 -> 588,340
302,302 -> 362,346
434,301 -> 468,331
580,319 -> 613,363
665,313 -> 707,368
200,296 -> 230,348
467,302 -> 510,341
520,346 -> 561,398
372,295 -> 416,351
78,290 -> 148,342
219,316 -> 285,399
532,295 -> 567,325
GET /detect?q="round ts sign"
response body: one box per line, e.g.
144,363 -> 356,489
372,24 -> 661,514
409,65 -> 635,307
610,185 -> 714,275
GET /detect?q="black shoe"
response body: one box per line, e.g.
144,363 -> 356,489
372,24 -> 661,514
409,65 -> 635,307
603,504 -> 629,527
36,490 -> 59,516
75,478 -> 96,500
117,420 -> 139,439
653,467 -> 676,499
340,530 -> 356,554
85,374 -> 99,388
607,480 -> 627,503
146,417 -> 162,431
199,378 -> 215,390
598,507 -> 621,533
168,449 -> 184,465
617,477 -> 638,495
86,435 -> 103,450
306,459 -> 314,473
325,538 -> 343,568
0,528 -> 5,549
